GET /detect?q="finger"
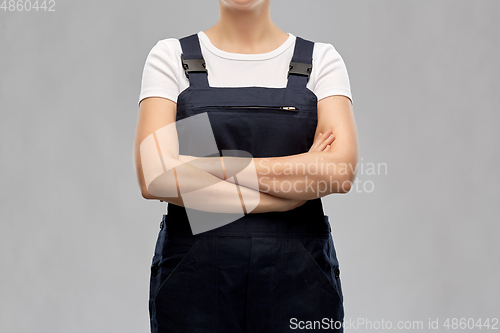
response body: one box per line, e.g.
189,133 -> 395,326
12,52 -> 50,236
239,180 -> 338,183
313,130 -> 330,145
309,132 -> 323,151
313,132 -> 323,146
315,129 -> 329,141
324,144 -> 331,152
317,130 -> 333,145
316,133 -> 335,151
310,129 -> 334,152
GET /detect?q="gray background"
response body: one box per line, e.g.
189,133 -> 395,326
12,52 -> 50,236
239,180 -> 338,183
1,0 -> 499,332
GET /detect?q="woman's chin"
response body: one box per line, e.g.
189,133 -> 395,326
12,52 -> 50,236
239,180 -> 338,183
221,0 -> 265,10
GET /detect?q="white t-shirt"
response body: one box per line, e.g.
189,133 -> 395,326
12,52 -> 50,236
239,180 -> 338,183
138,31 -> 353,106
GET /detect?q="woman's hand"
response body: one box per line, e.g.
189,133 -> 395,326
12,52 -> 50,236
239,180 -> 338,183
309,128 -> 335,152
274,128 -> 335,208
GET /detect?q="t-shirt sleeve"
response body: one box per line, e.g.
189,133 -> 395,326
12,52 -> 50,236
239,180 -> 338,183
138,39 -> 181,106
311,43 -> 353,104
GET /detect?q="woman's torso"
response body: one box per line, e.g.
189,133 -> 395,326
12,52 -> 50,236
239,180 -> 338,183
166,32 -> 329,237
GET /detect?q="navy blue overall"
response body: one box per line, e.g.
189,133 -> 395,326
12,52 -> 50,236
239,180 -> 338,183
148,33 -> 344,333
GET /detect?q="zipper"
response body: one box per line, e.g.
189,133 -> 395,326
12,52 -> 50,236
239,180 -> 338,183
191,105 -> 299,111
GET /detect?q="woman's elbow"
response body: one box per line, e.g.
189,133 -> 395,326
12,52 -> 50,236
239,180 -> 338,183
324,157 -> 358,194
140,175 -> 179,200
339,163 -> 358,194
337,175 -> 354,194
140,185 -> 155,200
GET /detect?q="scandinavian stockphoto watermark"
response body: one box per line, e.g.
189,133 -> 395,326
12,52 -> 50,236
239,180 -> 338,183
289,317 -> 499,330
140,112 -> 387,234
1,0 -> 56,11
258,156 -> 387,197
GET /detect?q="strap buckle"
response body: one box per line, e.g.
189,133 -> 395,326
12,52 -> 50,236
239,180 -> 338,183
181,53 -> 208,79
288,61 -> 312,82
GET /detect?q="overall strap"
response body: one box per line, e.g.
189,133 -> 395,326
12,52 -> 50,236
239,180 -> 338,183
286,36 -> 314,88
179,33 -> 209,88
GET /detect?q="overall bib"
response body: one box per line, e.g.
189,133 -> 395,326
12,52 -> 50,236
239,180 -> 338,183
149,33 -> 345,333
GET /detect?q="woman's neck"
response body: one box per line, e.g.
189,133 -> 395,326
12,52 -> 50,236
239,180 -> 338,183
204,1 -> 288,54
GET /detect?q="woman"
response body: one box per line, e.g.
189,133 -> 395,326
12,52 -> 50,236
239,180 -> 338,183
133,0 -> 358,332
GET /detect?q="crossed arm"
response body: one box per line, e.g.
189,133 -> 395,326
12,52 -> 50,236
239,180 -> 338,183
133,95 -> 358,214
